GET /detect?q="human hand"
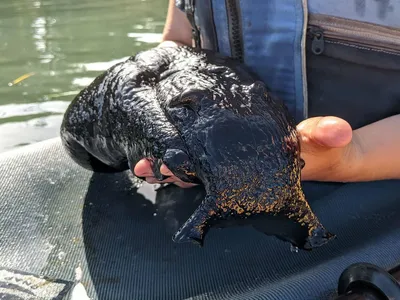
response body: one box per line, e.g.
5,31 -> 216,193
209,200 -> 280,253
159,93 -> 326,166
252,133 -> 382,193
297,116 -> 361,182
133,116 -> 361,186
133,159 -> 198,188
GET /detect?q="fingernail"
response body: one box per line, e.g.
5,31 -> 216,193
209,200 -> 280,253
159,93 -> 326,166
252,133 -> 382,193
317,117 -> 338,128
297,122 -> 306,131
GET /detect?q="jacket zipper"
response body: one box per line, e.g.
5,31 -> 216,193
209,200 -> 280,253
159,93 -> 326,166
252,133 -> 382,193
308,26 -> 325,55
225,0 -> 244,62
307,14 -> 400,56
185,0 -> 201,49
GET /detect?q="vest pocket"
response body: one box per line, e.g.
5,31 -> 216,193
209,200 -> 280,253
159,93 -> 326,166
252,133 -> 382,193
305,14 -> 400,129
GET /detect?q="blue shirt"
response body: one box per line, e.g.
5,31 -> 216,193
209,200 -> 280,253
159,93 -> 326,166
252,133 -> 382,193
175,0 -> 400,126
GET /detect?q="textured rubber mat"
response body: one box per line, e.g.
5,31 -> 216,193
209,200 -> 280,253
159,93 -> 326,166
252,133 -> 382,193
0,138 -> 400,300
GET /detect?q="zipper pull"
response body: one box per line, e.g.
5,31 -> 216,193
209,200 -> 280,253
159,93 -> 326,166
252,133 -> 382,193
309,28 -> 325,55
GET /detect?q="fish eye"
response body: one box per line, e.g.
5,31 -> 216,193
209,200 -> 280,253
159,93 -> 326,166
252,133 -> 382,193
170,96 -> 195,108
169,90 -> 203,113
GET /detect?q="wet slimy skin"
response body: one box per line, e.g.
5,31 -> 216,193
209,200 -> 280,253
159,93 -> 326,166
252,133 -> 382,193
60,46 -> 335,250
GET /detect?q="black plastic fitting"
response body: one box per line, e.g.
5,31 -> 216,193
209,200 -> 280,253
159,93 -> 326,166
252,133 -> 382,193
334,262 -> 400,300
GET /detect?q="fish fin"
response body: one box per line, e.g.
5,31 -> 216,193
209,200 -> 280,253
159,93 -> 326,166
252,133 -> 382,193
249,188 -> 335,250
279,192 -> 335,250
304,225 -> 336,250
251,214 -> 313,250
163,149 -> 200,184
172,195 -> 217,246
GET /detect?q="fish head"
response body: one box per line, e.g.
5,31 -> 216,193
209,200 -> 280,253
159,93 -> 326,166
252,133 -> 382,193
162,75 -> 302,192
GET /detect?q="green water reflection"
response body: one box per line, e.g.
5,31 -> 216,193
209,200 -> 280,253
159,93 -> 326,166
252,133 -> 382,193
0,0 -> 167,152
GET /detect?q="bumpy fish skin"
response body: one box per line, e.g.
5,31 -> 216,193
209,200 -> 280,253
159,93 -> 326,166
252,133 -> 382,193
60,46 -> 335,250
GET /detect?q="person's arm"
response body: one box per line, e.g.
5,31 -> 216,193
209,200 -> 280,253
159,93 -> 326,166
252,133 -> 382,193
159,0 -> 193,47
350,114 -> 400,181
298,114 -> 400,182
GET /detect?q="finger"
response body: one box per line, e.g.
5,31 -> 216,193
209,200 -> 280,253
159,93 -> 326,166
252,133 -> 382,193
145,176 -> 158,184
297,116 -> 352,149
146,174 -> 197,188
146,176 -> 172,184
146,175 -> 182,184
136,160 -> 196,188
160,163 -> 174,176
133,158 -> 154,177
174,181 -> 198,188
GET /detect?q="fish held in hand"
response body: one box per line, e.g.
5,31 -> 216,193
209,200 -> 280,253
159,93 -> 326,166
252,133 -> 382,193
60,46 -> 335,251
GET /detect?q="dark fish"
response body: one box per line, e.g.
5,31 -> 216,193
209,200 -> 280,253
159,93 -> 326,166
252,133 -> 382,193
60,46 -> 335,250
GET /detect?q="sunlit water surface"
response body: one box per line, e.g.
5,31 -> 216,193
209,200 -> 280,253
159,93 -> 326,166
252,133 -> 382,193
0,0 -> 167,153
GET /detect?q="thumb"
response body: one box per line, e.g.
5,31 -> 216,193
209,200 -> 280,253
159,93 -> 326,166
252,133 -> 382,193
297,116 -> 353,150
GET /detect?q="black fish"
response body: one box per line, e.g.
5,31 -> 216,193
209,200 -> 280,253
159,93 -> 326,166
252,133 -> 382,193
60,46 -> 335,250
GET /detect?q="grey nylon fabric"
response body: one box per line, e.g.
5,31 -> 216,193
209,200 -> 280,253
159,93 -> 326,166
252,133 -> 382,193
308,0 -> 400,29
0,138 -> 400,300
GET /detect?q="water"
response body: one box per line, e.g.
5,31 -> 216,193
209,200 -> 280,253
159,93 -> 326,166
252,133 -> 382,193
0,0 -> 167,153
290,244 -> 299,253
